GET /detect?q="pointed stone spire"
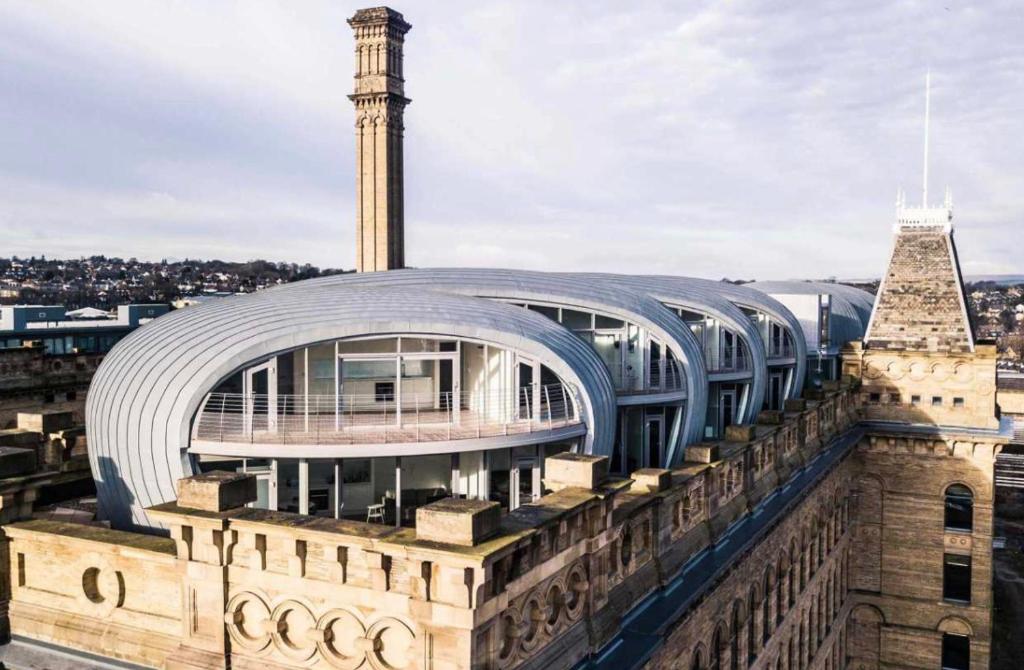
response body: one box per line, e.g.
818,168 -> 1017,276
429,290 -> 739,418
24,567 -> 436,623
865,72 -> 973,353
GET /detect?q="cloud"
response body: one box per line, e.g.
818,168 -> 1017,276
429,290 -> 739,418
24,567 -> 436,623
1,0 -> 1021,278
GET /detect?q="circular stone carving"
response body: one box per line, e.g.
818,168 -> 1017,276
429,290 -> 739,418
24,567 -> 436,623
864,361 -> 885,380
366,617 -> 415,670
78,556 -> 125,617
563,563 -> 588,621
225,591 -> 272,653
270,600 -> 319,662
931,362 -> 950,382
544,581 -> 564,632
316,608 -> 367,670
908,360 -> 927,382
953,362 -> 974,383
519,594 -> 546,653
885,360 -> 906,380
497,609 -> 524,666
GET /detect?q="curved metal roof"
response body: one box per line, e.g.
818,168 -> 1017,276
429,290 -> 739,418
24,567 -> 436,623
632,276 -> 808,398
567,273 -> 768,422
270,268 -> 709,454
86,287 -> 618,530
817,283 -> 875,328
748,281 -> 875,349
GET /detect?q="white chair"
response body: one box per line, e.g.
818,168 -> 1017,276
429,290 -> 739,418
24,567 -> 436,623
366,501 -> 385,523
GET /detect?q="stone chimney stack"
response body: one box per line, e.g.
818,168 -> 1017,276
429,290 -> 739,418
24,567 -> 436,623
348,7 -> 411,273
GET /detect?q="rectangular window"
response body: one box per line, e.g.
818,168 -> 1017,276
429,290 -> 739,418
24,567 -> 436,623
941,633 -> 970,670
932,396 -> 943,407
943,554 -> 971,603
953,397 -> 965,408
911,395 -> 921,405
869,393 -> 881,403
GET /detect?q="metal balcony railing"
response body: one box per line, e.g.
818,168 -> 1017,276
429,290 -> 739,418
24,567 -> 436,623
193,383 -> 579,446
767,341 -> 795,359
647,362 -> 685,392
707,346 -> 751,374
611,361 -> 686,395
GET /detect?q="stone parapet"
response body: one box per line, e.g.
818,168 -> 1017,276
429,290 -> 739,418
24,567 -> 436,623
0,383 -> 864,670
844,340 -> 1000,430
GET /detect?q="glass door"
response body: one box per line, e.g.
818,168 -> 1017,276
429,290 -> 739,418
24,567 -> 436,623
517,359 -> 539,421
720,330 -> 736,371
337,357 -> 397,430
720,388 -> 737,435
509,456 -> 538,510
243,358 -> 277,435
769,372 -> 784,411
645,415 -> 664,469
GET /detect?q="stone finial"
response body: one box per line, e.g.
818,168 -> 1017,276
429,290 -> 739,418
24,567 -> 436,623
686,443 -> 720,464
17,410 -> 73,434
724,424 -> 756,443
416,498 -> 501,547
631,468 -> 671,493
544,454 -> 608,491
176,471 -> 257,512
784,398 -> 807,412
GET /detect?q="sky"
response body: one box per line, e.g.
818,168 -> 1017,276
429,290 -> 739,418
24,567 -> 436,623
1,1 -> 1022,280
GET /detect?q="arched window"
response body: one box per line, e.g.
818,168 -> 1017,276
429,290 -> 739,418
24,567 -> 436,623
691,649 -> 704,670
762,570 -> 772,644
945,484 -> 973,532
776,560 -> 786,622
710,627 -> 723,670
748,587 -> 757,666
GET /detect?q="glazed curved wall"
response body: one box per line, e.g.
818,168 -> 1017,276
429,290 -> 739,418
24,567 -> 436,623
571,273 -> 770,422
269,268 -> 710,462
86,287 -> 618,530
749,281 -> 875,350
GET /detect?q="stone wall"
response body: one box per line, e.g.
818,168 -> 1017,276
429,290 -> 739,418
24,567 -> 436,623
4,520 -> 181,668
645,454 -> 854,670
843,341 -> 999,430
0,386 -> 862,669
997,386 -> 1024,415
847,431 -> 999,670
0,347 -> 100,428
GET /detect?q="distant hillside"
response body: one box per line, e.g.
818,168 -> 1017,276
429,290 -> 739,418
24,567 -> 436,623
965,275 -> 1024,286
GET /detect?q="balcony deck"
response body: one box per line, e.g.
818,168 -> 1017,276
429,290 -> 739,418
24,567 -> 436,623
190,384 -> 586,457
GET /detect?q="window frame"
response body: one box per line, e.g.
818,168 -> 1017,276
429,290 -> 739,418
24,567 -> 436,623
941,632 -> 970,670
942,553 -> 972,604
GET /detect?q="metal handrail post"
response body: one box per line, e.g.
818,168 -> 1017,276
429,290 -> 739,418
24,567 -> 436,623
544,385 -> 552,429
219,394 -> 226,442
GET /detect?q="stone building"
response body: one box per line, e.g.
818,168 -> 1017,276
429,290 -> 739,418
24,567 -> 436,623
0,303 -> 170,427
0,7 -> 1012,670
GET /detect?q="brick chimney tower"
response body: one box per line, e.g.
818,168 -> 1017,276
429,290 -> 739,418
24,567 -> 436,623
348,7 -> 411,272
